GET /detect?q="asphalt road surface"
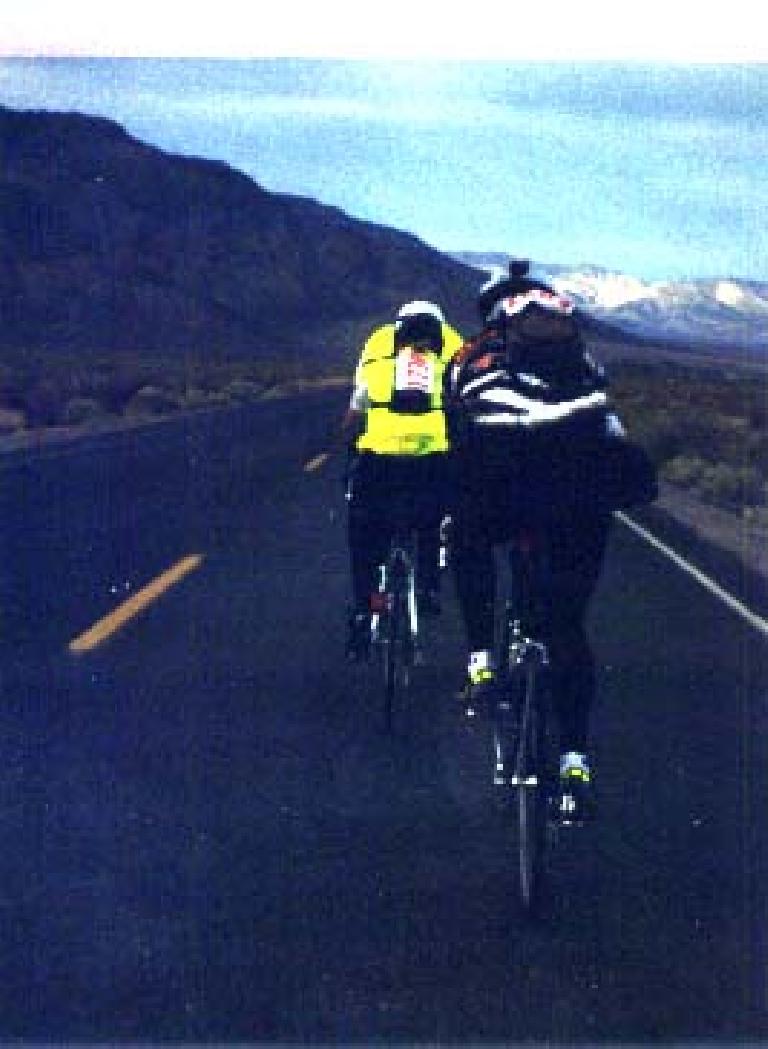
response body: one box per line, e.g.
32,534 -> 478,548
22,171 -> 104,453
0,390 -> 766,1043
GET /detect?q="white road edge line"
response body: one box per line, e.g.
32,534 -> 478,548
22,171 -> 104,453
616,511 -> 768,639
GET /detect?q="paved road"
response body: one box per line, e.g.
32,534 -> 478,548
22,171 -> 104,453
0,392 -> 766,1042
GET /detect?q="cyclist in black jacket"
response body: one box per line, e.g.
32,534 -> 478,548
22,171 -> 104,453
446,260 -> 656,821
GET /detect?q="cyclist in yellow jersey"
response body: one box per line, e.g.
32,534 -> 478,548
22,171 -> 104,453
342,300 -> 463,660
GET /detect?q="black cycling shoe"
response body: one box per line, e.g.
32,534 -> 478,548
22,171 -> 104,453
345,610 -> 371,662
556,766 -> 596,825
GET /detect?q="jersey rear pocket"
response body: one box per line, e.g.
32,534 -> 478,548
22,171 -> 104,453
391,347 -> 435,414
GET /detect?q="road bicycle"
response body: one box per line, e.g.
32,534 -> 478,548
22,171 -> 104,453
488,533 -> 559,914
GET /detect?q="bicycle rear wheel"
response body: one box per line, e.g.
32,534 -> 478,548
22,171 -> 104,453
382,589 -> 411,731
513,663 -> 548,913
381,606 -> 398,731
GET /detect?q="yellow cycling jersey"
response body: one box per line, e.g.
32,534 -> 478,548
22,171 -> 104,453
354,322 -> 463,456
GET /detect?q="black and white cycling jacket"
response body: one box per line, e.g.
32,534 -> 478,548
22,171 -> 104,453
445,294 -> 658,513
446,324 -> 625,446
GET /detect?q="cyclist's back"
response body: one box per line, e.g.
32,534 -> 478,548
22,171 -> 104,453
447,261 -> 657,820
449,272 -> 613,527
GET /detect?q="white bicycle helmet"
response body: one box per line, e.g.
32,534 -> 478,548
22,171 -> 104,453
395,300 -> 445,325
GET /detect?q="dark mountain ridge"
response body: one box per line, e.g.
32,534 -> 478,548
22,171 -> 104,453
0,105 -> 479,365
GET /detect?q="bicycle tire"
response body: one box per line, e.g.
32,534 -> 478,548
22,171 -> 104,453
381,572 -> 410,731
514,662 -> 547,913
382,602 -> 399,731
376,538 -> 419,732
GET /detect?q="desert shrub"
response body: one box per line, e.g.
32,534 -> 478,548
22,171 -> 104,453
123,385 -> 183,418
222,379 -> 263,402
98,363 -> 168,413
661,455 -> 706,488
61,396 -> 107,426
628,409 -> 682,465
183,386 -> 220,408
24,381 -> 66,427
0,408 -> 26,435
694,464 -> 763,510
746,430 -> 768,473
743,505 -> 768,528
676,412 -> 742,461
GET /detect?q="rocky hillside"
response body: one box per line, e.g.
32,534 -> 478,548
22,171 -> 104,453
0,106 -> 479,365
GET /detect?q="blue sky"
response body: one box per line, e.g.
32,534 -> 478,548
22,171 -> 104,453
1,56 -> 767,281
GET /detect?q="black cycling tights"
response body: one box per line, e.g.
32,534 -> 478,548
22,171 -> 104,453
452,512 -> 610,755
347,453 -> 451,613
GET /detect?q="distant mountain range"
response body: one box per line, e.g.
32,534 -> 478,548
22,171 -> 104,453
452,252 -> 768,354
0,106 -> 478,366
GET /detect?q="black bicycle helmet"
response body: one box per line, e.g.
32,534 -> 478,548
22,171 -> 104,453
476,259 -> 556,323
394,299 -> 444,350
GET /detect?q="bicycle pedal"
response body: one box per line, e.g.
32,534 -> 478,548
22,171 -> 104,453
557,815 -> 586,829
550,795 -> 589,828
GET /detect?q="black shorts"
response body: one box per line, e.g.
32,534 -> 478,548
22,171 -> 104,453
348,451 -> 453,531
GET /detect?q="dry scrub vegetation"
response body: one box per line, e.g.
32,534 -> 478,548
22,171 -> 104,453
1,348 -> 765,527
0,349 -> 317,435
609,359 -> 768,525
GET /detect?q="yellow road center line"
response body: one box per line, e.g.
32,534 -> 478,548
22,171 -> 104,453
68,554 -> 204,654
304,452 -> 330,472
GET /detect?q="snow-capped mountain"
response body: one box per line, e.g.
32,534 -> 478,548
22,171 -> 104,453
451,253 -> 768,350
